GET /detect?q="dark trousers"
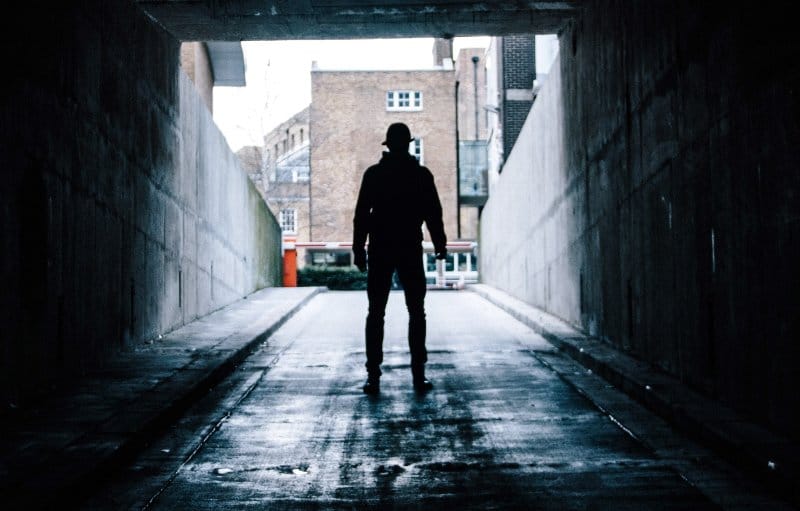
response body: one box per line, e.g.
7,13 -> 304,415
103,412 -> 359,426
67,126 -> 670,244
365,246 -> 427,378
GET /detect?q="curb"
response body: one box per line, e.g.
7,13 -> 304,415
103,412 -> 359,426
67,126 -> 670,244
468,284 -> 798,507
13,286 -> 325,510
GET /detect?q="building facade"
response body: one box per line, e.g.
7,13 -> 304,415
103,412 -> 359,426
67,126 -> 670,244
260,108 -> 311,252
237,107 -> 312,268
309,67 -> 458,260
454,47 -> 489,241
239,42 -> 489,279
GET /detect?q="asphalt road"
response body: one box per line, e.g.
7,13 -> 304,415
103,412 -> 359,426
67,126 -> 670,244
83,291 -> 793,510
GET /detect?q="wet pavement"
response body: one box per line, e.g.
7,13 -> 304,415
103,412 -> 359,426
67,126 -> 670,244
0,286 -> 323,510
82,291 -> 794,510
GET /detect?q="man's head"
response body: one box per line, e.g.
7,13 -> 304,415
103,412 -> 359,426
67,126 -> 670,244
381,122 -> 414,153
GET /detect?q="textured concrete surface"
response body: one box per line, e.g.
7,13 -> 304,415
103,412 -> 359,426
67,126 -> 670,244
480,1 -> 800,439
0,286 -> 322,510
470,284 -> 799,508
1,0 -> 282,406
80,291 -> 793,510
133,1 -> 577,41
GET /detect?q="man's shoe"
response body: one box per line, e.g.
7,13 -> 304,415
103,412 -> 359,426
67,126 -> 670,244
362,378 -> 380,395
413,377 -> 433,393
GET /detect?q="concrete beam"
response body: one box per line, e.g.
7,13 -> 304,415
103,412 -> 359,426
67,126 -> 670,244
206,41 -> 246,86
134,1 -> 579,41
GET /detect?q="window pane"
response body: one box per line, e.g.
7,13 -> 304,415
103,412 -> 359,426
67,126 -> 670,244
409,139 -> 422,163
445,253 -> 455,272
398,91 -> 410,107
414,91 -> 422,107
275,166 -> 293,182
386,91 -> 394,108
408,140 -> 418,161
334,252 -> 351,267
295,167 -> 309,181
279,208 -> 296,233
426,254 -> 437,272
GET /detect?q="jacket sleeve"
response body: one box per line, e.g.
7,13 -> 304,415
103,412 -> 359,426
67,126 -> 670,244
352,170 -> 371,252
423,170 -> 447,254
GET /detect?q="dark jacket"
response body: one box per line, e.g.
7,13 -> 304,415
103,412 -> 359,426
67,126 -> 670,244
353,151 -> 447,254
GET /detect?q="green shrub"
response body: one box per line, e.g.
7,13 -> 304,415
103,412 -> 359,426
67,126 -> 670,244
297,266 -> 367,290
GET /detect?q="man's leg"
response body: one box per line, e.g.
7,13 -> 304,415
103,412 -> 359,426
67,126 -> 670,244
396,249 -> 431,390
365,253 -> 393,385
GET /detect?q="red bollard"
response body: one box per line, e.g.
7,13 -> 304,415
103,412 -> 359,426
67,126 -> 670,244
283,247 -> 297,287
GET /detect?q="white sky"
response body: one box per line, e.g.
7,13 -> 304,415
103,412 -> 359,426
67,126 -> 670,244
213,37 -> 490,152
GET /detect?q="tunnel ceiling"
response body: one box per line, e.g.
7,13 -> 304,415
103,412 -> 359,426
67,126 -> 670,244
134,1 -> 579,41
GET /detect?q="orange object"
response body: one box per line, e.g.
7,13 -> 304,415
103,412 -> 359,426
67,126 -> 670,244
283,247 -> 297,287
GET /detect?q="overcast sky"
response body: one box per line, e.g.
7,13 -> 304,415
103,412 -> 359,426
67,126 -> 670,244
213,37 -> 490,152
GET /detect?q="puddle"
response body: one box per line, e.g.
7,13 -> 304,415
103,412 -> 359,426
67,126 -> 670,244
375,464 -> 406,477
420,461 -> 521,472
270,463 -> 311,475
218,464 -> 311,476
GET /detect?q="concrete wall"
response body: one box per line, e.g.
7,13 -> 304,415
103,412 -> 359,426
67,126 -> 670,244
481,1 -> 800,439
180,42 -> 214,112
0,1 -> 281,404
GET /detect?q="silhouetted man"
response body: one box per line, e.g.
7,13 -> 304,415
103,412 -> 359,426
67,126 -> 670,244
353,122 -> 447,395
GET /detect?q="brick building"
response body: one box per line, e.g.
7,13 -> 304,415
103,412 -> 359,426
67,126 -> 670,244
454,47 -> 489,240
309,65 -> 458,265
501,35 -> 537,155
242,107 -> 311,248
239,41 -> 488,277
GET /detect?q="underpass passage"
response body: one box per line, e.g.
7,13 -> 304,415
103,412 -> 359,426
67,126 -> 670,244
84,292 -> 790,510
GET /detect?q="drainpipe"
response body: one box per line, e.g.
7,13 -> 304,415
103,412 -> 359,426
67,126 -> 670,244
472,55 -> 480,140
455,80 -> 461,240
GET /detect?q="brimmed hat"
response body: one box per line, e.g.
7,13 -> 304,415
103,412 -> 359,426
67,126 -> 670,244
381,122 -> 415,146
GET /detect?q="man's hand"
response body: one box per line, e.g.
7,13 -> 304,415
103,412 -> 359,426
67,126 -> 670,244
435,249 -> 447,261
353,249 -> 367,272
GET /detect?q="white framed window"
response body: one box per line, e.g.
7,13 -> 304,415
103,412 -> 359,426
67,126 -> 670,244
386,90 -> 423,111
409,138 -> 423,164
294,167 -> 309,182
279,208 -> 296,234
